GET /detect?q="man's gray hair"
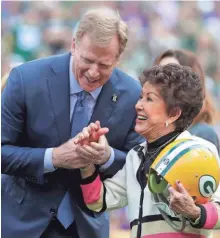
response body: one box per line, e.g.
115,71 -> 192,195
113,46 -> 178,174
75,7 -> 128,56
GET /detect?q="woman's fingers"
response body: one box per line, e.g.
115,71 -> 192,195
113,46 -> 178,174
175,181 -> 188,195
90,127 -> 109,142
74,122 -> 109,145
95,120 -> 101,128
89,122 -> 99,131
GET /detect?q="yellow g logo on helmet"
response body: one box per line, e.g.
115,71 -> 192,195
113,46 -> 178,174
148,139 -> 220,204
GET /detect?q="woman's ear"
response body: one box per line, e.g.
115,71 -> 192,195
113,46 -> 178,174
167,107 -> 182,125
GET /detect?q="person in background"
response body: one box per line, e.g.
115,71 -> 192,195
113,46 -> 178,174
1,73 -> 9,92
77,64 -> 220,238
154,49 -> 220,154
1,7 -> 143,238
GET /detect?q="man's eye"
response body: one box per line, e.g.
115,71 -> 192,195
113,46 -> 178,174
100,64 -> 110,69
83,58 -> 92,64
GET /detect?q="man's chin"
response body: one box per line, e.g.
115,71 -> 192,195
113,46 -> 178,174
80,83 -> 97,92
83,81 -> 101,91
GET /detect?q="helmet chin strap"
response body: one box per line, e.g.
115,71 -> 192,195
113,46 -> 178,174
153,193 -> 187,231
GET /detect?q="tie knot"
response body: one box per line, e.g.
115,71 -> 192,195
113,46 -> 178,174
77,91 -> 90,107
77,90 -> 87,101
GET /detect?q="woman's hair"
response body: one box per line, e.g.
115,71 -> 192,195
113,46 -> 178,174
75,7 -> 128,57
139,64 -> 204,131
154,49 -> 215,124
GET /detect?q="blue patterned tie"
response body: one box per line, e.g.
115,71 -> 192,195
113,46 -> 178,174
57,90 -> 89,228
71,91 -> 89,137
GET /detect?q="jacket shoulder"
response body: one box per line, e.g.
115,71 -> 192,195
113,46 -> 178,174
15,53 -> 70,79
113,68 -> 142,101
114,68 -> 141,88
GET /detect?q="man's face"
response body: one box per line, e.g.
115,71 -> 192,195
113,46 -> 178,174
71,34 -> 120,92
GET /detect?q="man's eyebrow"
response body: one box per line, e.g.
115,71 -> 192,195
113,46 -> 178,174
81,54 -> 113,66
81,56 -> 93,61
99,62 -> 112,66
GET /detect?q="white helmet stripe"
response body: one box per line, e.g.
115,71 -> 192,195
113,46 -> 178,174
155,140 -> 207,175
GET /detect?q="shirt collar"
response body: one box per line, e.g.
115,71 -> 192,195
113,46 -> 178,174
69,56 -> 102,101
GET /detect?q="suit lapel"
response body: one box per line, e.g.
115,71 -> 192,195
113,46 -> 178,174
90,70 -> 119,127
48,59 -> 120,143
47,53 -> 71,144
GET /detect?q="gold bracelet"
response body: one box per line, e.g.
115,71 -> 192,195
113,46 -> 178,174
80,164 -> 92,172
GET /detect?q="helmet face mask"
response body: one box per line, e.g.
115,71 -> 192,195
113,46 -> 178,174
150,192 -> 177,218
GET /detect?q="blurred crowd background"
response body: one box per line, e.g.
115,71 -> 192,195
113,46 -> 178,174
1,1 -> 220,237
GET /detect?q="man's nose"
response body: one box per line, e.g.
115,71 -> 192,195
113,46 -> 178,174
88,64 -> 100,79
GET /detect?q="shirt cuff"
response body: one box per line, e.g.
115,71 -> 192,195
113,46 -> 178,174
44,148 -> 56,173
99,147 -> 115,171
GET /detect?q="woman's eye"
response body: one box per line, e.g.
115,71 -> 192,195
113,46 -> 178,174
138,95 -> 153,101
147,97 -> 153,101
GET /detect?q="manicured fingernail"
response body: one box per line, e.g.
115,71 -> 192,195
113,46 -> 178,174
176,180 -> 180,184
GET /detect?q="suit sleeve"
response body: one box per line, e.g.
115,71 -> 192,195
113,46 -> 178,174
1,67 -> 45,184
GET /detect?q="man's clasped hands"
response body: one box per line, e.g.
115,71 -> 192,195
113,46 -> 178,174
52,121 -> 110,170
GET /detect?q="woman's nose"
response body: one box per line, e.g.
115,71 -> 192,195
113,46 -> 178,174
135,99 -> 142,110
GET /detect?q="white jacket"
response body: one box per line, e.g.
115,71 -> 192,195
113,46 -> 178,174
81,131 -> 220,238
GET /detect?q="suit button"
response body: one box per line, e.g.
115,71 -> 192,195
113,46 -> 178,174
50,208 -> 57,219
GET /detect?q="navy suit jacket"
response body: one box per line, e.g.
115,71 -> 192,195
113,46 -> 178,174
1,53 -> 144,238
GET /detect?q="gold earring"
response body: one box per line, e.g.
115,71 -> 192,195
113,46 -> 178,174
165,121 -> 169,128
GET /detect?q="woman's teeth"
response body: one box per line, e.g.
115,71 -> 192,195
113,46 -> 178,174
137,115 -> 147,120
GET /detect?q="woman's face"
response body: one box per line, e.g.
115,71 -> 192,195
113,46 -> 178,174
159,56 -> 180,66
135,82 -> 174,140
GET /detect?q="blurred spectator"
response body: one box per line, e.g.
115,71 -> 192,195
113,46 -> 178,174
2,2 -> 220,84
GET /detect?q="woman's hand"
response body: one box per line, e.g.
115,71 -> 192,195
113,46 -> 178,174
80,164 -> 96,179
74,121 -> 109,145
74,121 -> 110,178
168,181 -> 201,221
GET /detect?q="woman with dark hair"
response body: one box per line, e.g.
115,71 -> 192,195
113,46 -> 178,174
75,64 -> 220,238
154,49 -> 219,153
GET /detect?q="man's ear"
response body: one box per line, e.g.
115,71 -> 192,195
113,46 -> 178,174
116,60 -> 120,67
117,53 -> 122,66
71,38 -> 76,55
115,56 -> 120,67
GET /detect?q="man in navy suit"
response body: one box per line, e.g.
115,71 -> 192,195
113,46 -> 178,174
1,7 -> 143,238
